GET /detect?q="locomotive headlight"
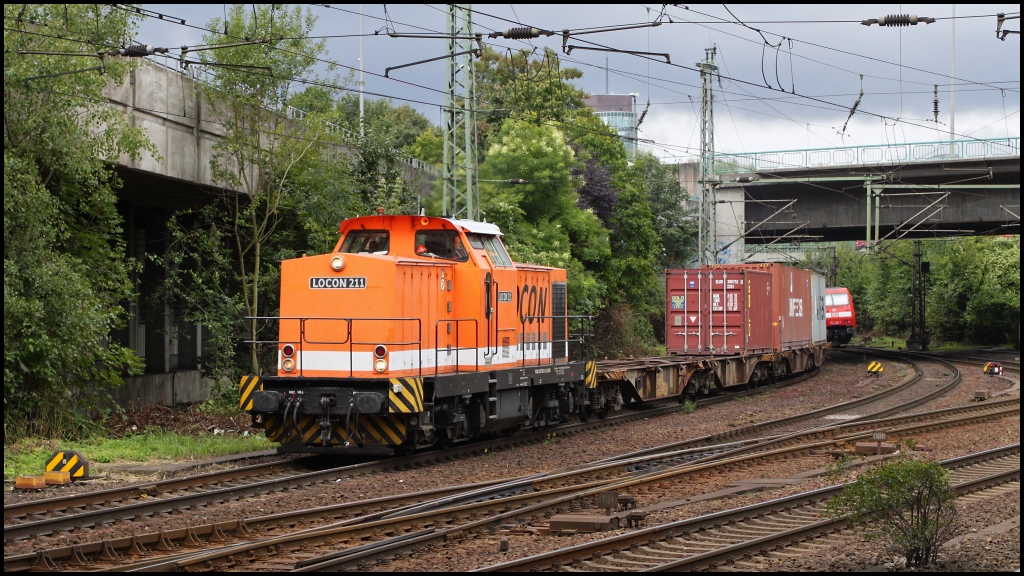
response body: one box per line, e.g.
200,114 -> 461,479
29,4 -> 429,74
330,255 -> 345,271
282,358 -> 296,372
374,358 -> 388,373
282,343 -> 295,357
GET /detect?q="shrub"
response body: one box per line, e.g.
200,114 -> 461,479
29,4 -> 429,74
826,456 -> 958,567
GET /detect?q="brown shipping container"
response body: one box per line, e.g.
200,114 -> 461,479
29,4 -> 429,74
665,268 -> 774,355
709,263 -> 817,351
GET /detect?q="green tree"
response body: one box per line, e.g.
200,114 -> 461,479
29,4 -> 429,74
480,119 -> 610,316
826,456 -> 958,567
835,244 -> 877,334
472,49 -> 691,356
334,94 -> 432,150
197,5 -> 331,373
928,236 -> 1020,345
4,4 -> 152,435
631,152 -> 696,270
162,9 -> 426,381
406,127 -> 444,167
474,47 -> 587,147
289,86 -> 435,162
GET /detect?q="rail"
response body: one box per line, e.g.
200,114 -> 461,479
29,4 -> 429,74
717,136 -> 1020,173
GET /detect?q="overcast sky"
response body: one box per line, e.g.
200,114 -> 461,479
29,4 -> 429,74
136,4 -> 1020,162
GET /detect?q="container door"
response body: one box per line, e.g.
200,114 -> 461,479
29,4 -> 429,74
666,270 -> 708,354
745,270 -> 774,353
780,266 -> 812,349
811,274 -> 827,345
707,270 -> 749,355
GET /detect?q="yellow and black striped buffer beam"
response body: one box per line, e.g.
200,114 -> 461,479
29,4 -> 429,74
262,414 -> 287,443
45,450 -> 89,478
239,375 -> 262,410
362,414 -> 408,446
585,361 -> 597,388
389,378 -> 425,413
272,415 -> 408,447
867,361 -> 884,375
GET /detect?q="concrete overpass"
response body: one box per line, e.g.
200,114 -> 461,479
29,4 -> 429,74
676,138 -> 1019,263
103,62 -> 438,407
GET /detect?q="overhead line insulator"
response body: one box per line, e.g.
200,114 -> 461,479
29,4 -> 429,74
488,27 -> 552,39
861,14 -> 935,27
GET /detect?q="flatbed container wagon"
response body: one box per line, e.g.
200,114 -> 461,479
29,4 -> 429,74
661,263 -> 827,394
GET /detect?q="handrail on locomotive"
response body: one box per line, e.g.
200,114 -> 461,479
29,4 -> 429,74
244,313 -> 594,377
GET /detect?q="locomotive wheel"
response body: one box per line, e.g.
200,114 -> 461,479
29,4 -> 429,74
578,404 -> 592,422
436,430 -> 455,449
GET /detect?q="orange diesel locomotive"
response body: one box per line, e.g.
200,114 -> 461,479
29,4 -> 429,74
240,212 -> 606,455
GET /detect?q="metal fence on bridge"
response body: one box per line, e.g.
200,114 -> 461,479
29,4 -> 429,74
717,137 -> 1020,173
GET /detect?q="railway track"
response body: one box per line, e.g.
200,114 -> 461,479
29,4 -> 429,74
9,393 -> 1015,571
2,368 -> 816,543
478,445 -> 1021,572
5,350 -> 1014,571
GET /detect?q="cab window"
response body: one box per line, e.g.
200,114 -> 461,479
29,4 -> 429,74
414,230 -> 469,262
467,233 -> 512,267
340,230 -> 390,254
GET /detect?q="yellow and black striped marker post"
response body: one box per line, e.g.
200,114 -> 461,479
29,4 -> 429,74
240,375 -> 262,410
44,450 -> 89,479
867,361 -> 884,377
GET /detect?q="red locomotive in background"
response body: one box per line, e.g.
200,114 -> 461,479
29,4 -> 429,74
825,286 -> 857,345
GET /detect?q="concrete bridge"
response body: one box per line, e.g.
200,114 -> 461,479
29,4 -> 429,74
104,62 -> 438,407
677,138 -> 1020,264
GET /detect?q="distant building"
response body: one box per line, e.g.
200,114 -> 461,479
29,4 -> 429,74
584,94 -> 637,159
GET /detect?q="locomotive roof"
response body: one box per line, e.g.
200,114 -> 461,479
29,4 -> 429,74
340,214 -> 503,237
448,218 -> 503,236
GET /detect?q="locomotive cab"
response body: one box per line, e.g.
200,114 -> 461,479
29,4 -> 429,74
241,213 -> 595,455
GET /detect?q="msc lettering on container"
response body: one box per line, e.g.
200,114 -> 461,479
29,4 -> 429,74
309,276 -> 367,289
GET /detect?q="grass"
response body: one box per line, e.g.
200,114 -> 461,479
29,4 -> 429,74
4,431 -> 276,480
854,335 -> 907,349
